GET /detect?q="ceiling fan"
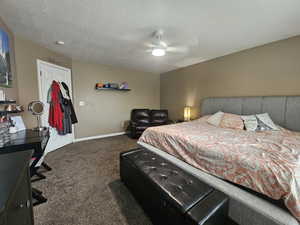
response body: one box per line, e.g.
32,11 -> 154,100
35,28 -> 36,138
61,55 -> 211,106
147,30 -> 188,57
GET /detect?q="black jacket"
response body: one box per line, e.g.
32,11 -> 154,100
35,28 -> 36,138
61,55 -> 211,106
61,82 -> 78,124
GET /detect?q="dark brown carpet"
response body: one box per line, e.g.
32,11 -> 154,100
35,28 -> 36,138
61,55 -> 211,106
33,135 -> 153,225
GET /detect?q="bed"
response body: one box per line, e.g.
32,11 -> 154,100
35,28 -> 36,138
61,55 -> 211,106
138,96 -> 300,225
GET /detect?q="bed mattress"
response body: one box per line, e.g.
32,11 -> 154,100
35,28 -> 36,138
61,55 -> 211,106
139,117 -> 300,222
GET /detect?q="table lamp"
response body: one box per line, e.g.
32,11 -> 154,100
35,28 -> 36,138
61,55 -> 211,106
184,106 -> 191,121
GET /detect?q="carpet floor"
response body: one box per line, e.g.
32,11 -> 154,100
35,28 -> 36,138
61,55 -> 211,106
33,135 -> 153,225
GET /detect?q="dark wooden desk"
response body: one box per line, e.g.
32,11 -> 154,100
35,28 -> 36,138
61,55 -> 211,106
0,147 -> 34,225
0,128 -> 49,156
0,128 -> 50,225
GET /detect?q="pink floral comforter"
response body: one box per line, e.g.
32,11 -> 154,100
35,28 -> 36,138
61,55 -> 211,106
139,117 -> 300,221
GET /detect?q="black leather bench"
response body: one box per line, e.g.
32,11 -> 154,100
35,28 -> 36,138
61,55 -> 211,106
120,148 -> 236,225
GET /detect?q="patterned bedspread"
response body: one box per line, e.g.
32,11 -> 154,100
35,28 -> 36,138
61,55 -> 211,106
139,117 -> 300,221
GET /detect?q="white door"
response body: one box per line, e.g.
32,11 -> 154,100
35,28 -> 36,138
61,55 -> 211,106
37,60 -> 74,154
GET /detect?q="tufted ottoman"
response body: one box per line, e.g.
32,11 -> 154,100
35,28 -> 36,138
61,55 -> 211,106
120,148 -> 233,225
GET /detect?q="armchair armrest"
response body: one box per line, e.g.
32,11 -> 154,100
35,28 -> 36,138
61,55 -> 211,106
129,121 -> 138,127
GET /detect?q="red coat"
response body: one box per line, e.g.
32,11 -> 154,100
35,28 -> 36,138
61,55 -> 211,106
48,81 -> 63,132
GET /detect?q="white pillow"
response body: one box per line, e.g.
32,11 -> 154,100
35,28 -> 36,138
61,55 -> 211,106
241,115 -> 257,131
256,113 -> 279,131
207,111 -> 224,126
242,113 -> 279,131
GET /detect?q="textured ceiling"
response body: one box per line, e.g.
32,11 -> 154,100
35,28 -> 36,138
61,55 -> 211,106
1,0 -> 300,74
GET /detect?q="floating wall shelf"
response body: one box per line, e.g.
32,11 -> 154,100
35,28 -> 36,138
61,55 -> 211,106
95,88 -> 131,91
0,110 -> 24,115
0,100 -> 17,104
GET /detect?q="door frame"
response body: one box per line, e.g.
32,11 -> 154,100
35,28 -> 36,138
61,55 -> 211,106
36,59 -> 75,143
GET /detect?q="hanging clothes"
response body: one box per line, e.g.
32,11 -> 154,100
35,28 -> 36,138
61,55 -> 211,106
60,92 -> 72,134
61,82 -> 78,124
59,82 -> 69,99
48,81 -> 64,133
48,80 -> 77,135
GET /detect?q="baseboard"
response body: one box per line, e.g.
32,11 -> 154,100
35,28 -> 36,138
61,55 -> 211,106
74,132 -> 126,143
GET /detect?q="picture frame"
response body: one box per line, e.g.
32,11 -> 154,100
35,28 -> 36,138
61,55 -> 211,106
0,18 -> 15,88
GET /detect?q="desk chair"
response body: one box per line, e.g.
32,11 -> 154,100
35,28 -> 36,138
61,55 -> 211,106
30,155 -> 47,206
31,155 -> 52,182
30,137 -> 51,206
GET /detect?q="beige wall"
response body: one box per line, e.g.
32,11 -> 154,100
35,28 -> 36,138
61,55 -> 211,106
6,32 -> 160,137
161,36 -> 300,120
72,61 -> 160,139
14,36 -> 72,128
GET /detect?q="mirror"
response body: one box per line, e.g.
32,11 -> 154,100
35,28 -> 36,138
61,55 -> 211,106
28,101 -> 44,115
28,101 -> 45,131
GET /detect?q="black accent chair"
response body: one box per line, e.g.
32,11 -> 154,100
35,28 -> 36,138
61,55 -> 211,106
128,109 -> 171,138
150,109 -> 169,126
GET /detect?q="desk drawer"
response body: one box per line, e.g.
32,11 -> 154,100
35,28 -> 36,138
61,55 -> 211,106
6,166 -> 33,225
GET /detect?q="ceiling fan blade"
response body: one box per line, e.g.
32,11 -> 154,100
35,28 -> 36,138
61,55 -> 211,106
145,43 -> 157,48
146,42 -> 168,48
166,46 -> 189,53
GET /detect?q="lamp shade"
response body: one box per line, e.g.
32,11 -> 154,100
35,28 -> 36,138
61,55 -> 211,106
184,106 -> 191,121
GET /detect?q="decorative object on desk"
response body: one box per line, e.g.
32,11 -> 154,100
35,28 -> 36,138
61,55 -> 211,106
0,115 -> 6,123
10,116 -> 26,131
5,104 -> 16,111
0,121 -> 9,146
28,101 -> 45,131
184,106 -> 191,121
0,27 -> 13,87
16,105 -> 23,111
1,103 -> 23,113
9,124 -> 17,133
0,90 -> 5,101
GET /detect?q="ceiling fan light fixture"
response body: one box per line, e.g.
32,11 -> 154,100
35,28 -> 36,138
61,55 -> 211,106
152,48 -> 166,57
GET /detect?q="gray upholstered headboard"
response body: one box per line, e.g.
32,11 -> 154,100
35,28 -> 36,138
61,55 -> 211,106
201,96 -> 300,132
